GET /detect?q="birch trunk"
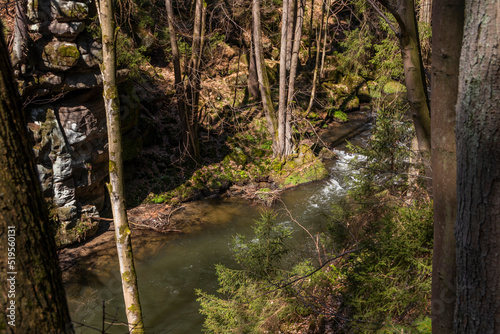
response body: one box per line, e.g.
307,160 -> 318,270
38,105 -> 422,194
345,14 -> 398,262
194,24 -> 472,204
97,1 -> 144,332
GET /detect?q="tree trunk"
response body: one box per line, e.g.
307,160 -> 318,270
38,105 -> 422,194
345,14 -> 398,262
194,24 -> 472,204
307,0 -> 315,62
185,0 -> 204,163
287,0 -> 304,106
319,0 -> 330,78
97,1 -> 144,332
12,0 -> 29,74
247,41 -> 260,100
305,0 -> 325,115
166,0 -> 189,157
419,0 -> 432,24
0,23 -> 73,333
253,0 -> 278,150
377,0 -> 431,167
430,0 -> 464,332
277,0 -> 292,158
455,0 -> 500,332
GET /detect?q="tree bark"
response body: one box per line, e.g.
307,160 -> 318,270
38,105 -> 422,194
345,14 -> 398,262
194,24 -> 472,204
430,0 -> 464,332
0,23 -> 73,333
253,0 -> 278,150
455,0 -> 500,332
97,1 -> 144,332
166,0 -> 189,156
319,0 -> 330,78
185,0 -> 204,163
12,0 -> 29,74
277,0 -> 292,158
377,0 -> 432,167
419,0 -> 432,24
305,0 -> 325,115
247,41 -> 260,100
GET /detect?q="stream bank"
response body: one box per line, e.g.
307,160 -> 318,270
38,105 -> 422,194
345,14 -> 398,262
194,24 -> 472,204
60,117 -> 371,333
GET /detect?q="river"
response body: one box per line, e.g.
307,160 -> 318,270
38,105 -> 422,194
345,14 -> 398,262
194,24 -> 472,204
64,140 -> 366,333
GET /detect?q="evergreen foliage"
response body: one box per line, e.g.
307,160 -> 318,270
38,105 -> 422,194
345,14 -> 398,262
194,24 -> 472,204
197,211 -> 296,333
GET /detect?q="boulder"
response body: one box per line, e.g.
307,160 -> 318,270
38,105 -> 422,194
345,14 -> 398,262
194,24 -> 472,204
42,40 -> 80,70
51,0 -> 89,21
48,20 -> 85,40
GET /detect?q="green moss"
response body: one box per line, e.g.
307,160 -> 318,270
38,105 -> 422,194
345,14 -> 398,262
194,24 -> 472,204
334,110 -> 349,123
340,75 -> 365,95
105,86 -> 119,100
58,44 -> 80,59
122,271 -> 131,283
127,303 -> 140,313
383,81 -> 407,95
109,160 -> 117,173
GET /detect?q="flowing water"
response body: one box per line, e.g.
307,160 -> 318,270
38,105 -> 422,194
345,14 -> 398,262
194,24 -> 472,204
65,139 -> 368,334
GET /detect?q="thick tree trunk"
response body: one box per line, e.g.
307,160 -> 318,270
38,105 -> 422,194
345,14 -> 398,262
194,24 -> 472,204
455,0 -> 500,332
97,1 -> 144,332
253,0 -> 278,150
0,24 -> 73,333
430,0 -> 464,332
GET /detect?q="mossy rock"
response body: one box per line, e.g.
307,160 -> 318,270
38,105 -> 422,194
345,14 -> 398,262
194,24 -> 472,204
42,41 -> 80,70
55,217 -> 99,248
283,159 -> 328,187
323,69 -> 342,83
340,74 -> 365,95
357,82 -> 371,102
272,145 -> 329,188
323,82 -> 350,96
383,81 -> 407,95
318,147 -> 336,160
342,96 -> 360,112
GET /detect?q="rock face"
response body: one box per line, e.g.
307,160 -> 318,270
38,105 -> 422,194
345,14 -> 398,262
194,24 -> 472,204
20,0 -> 141,246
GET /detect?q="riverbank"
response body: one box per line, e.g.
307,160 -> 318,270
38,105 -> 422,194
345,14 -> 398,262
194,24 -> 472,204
58,108 -> 371,281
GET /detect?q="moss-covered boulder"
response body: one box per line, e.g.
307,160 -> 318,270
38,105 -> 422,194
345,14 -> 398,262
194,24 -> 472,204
357,82 -> 371,102
383,81 -> 407,95
271,144 -> 329,188
52,1 -> 89,21
343,96 -> 360,112
42,41 -> 80,70
340,74 -> 365,95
